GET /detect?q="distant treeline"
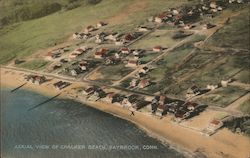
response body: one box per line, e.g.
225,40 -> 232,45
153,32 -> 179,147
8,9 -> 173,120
0,0 -> 102,27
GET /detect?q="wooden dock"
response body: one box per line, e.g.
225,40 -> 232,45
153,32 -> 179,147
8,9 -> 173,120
27,93 -> 61,111
11,82 -> 27,92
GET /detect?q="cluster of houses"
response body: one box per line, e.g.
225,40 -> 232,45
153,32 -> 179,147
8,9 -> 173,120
150,0 -> 243,30
185,78 -> 234,99
94,31 -> 143,45
69,60 -> 96,76
24,74 -> 71,91
81,85 -> 202,120
45,47 -> 69,61
151,95 -> 200,120
91,45 -> 162,68
73,21 -> 145,45
72,32 -> 91,40
93,47 -> 122,65
82,86 -> 152,110
95,32 -> 124,44
25,75 -> 47,85
130,78 -> 150,89
69,46 -> 90,60
127,66 -> 151,89
72,21 -> 107,40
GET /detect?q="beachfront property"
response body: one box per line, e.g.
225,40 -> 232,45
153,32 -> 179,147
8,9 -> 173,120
25,75 -> 47,85
53,81 -> 71,90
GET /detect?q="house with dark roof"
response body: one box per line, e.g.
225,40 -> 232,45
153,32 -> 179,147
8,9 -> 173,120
82,86 -> 95,96
26,75 -> 46,85
175,109 -> 190,121
53,81 -> 70,90
186,85 -> 201,98
132,100 -> 151,110
124,33 -> 136,42
70,67 -> 84,76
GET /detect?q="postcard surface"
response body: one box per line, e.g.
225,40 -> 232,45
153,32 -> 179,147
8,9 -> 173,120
0,0 -> 249,158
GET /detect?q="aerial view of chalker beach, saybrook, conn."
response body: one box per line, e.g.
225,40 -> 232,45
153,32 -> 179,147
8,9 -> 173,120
0,0 -> 250,158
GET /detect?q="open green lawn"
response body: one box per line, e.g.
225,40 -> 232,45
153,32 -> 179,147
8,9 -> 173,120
197,87 -> 248,107
139,53 -> 159,64
207,8 -> 249,50
130,31 -> 180,49
147,34 -> 206,82
97,64 -> 133,82
234,70 -> 250,84
238,98 -> 250,115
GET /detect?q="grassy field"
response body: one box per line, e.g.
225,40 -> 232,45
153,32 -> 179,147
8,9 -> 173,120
18,59 -> 49,70
197,87 -> 248,107
234,70 -> 250,84
139,53 -> 159,64
130,31 -> 182,49
238,98 -> 250,115
206,8 -> 249,50
145,34 -> 205,83
0,0 -> 193,64
95,64 -> 133,82
164,53 -> 247,97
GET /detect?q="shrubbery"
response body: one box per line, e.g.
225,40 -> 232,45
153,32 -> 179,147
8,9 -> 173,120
0,2 -> 62,26
86,0 -> 102,5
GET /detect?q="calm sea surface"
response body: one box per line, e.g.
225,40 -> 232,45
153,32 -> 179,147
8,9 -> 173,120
1,89 -> 185,158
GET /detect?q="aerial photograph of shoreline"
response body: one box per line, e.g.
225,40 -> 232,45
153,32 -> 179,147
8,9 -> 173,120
0,0 -> 249,158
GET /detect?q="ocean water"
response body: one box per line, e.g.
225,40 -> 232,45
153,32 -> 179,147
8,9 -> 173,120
1,89 -> 185,158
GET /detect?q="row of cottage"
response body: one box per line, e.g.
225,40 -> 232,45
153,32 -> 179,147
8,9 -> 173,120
82,85 -> 202,120
24,74 -> 222,132
24,74 -> 202,120
25,75 -> 71,90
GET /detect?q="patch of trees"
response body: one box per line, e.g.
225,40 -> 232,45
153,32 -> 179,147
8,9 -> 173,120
86,0 -> 102,5
224,116 -> 250,137
0,0 -> 103,27
0,2 -> 62,26
172,31 -> 193,39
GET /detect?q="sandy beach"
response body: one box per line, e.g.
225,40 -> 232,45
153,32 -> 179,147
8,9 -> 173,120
1,67 -> 250,158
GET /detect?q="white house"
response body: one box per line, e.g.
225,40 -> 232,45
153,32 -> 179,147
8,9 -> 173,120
206,84 -> 218,90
